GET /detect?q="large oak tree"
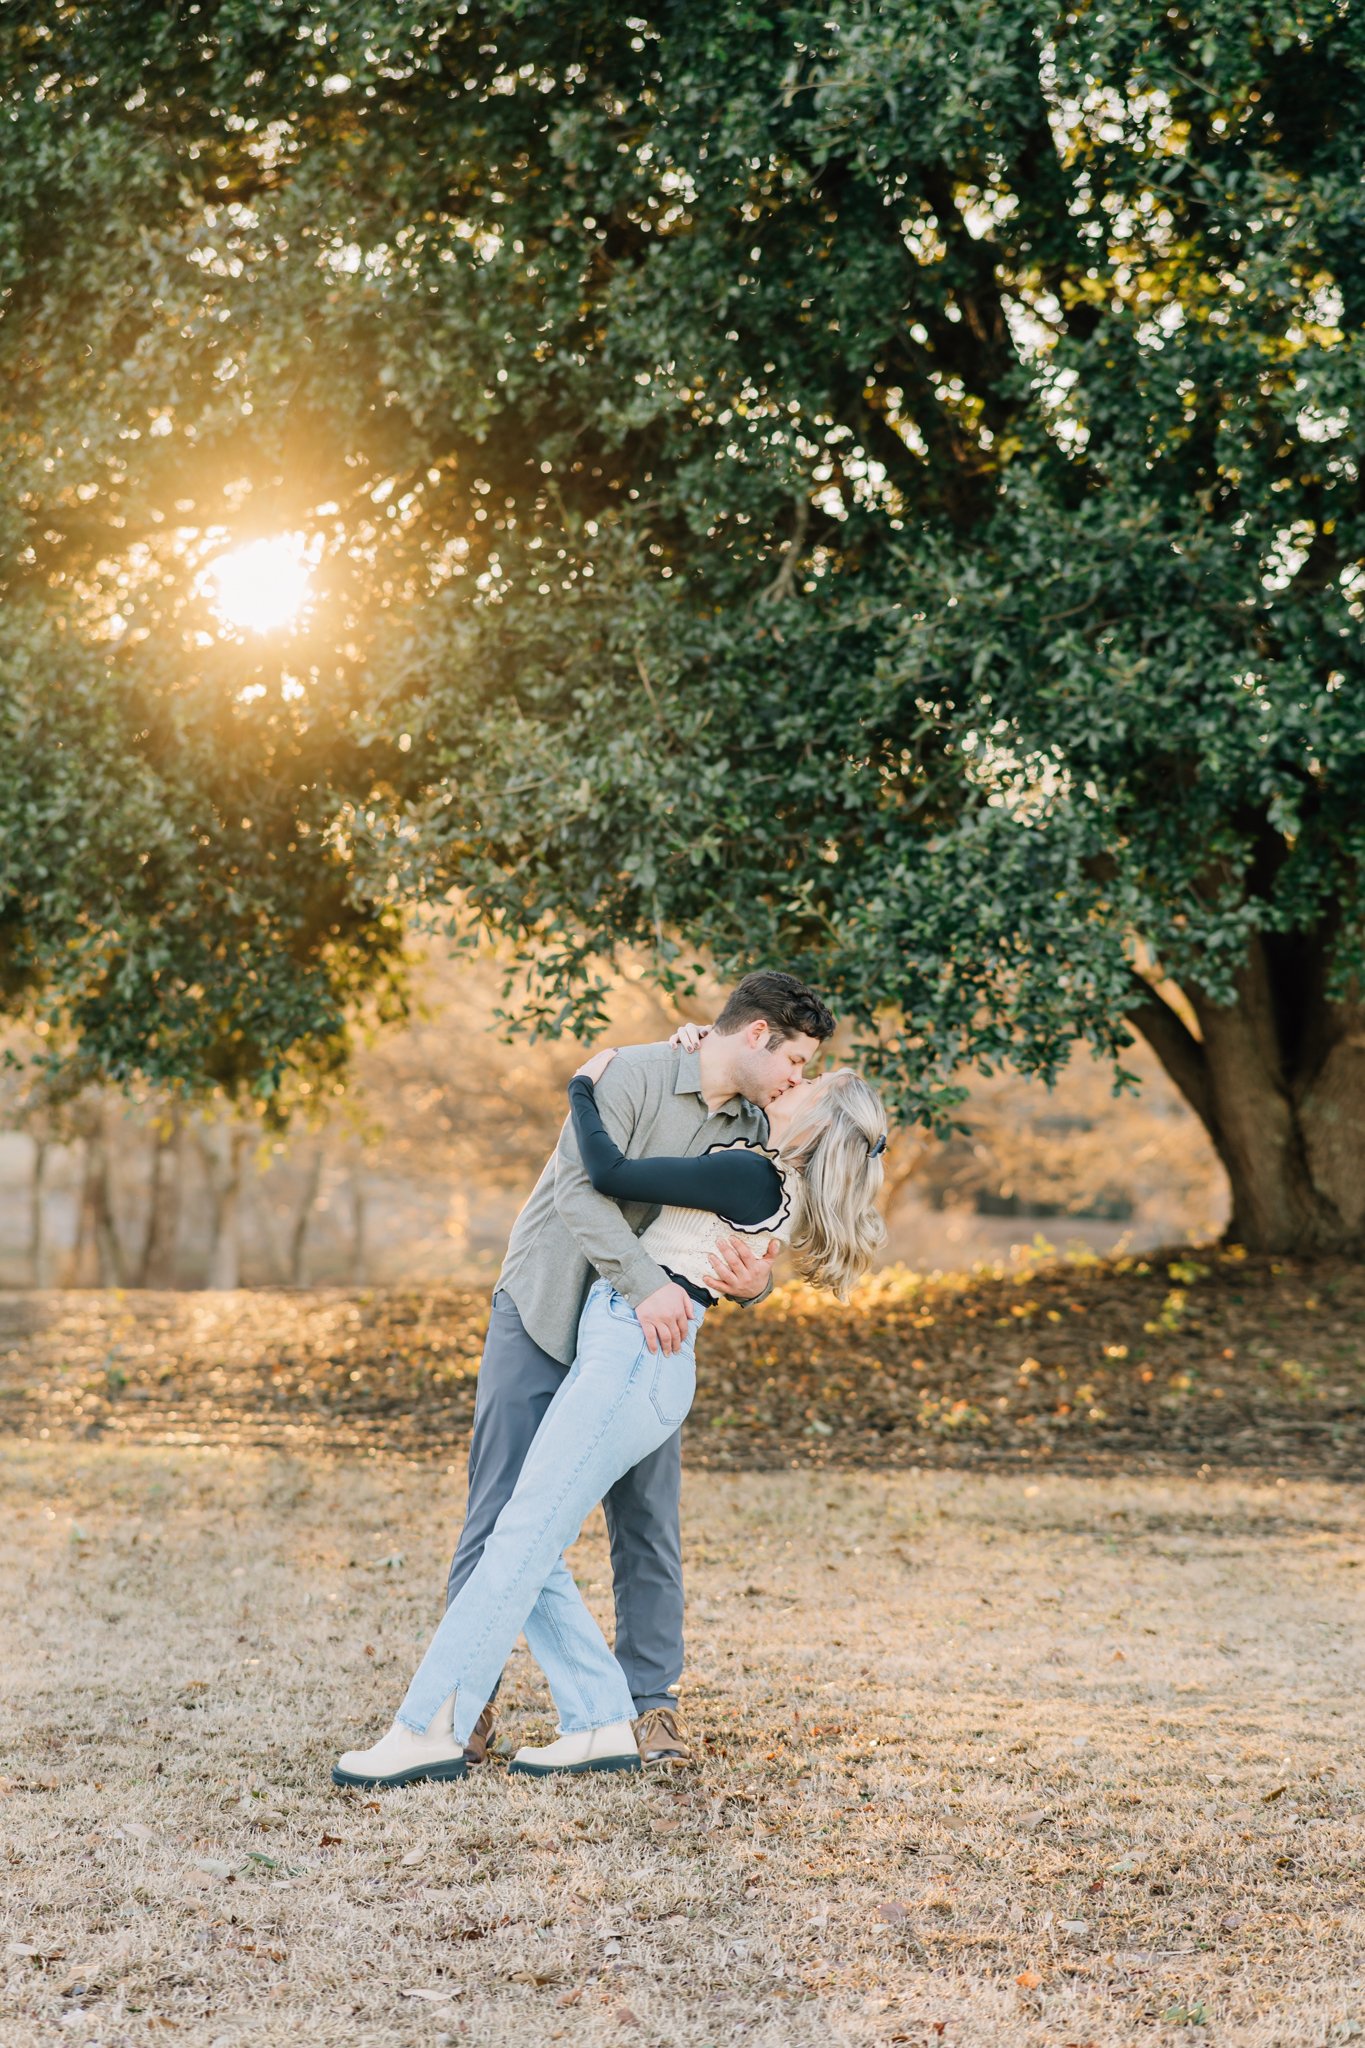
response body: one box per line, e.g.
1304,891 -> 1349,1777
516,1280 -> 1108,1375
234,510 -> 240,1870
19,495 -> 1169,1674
3,2 -> 1364,1248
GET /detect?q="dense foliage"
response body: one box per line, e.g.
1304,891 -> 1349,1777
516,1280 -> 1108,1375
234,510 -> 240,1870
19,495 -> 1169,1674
3,2 -> 1364,1242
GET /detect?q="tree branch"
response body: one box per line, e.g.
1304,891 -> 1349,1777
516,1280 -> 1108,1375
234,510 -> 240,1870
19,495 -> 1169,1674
760,494 -> 811,603
1125,972 -> 1220,1143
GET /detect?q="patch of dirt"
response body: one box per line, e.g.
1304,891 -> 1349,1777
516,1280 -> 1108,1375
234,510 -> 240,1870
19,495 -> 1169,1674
0,1245 -> 1361,1474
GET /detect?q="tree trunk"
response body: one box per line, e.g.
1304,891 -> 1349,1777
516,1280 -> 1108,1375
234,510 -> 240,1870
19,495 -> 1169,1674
89,1117 -> 127,1288
289,1141 -> 325,1287
198,1123 -> 247,1290
348,1168 -> 368,1286
73,1135 -> 97,1285
136,1106 -> 183,1287
29,1136 -> 49,1289
1129,936 -> 1365,1254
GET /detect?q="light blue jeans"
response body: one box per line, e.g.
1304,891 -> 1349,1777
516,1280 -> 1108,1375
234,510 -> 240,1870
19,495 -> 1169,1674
397,1278 -> 704,1742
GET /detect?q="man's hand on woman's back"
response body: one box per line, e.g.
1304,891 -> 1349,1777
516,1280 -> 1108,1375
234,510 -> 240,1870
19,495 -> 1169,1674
706,1234 -> 781,1302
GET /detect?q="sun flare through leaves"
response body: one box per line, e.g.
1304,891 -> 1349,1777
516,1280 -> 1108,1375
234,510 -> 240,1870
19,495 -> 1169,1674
204,536 -> 315,635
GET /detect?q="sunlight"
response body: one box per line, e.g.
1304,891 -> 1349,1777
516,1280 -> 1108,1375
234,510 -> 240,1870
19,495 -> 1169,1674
205,535 -> 314,634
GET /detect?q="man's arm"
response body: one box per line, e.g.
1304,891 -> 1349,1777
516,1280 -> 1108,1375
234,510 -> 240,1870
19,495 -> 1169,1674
552,1057 -> 675,1306
554,1058 -> 695,1354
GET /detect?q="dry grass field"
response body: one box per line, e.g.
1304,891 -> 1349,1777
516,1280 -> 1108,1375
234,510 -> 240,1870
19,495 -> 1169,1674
1,1434 -> 1361,2048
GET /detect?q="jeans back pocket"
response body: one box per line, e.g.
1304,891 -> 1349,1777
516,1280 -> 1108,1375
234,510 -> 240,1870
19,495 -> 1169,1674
649,1350 -> 696,1429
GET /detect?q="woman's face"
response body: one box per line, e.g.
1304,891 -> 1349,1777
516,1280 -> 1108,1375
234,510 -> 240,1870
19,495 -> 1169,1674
766,1066 -> 847,1145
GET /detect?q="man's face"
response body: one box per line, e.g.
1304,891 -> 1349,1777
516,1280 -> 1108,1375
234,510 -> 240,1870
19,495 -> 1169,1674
731,1023 -> 823,1108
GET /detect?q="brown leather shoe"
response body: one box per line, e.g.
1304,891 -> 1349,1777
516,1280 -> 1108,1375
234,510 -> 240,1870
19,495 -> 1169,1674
462,1703 -> 497,1767
633,1706 -> 693,1769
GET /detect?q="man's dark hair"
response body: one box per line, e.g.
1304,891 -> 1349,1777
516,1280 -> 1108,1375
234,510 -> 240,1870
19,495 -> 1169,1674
713,970 -> 835,1046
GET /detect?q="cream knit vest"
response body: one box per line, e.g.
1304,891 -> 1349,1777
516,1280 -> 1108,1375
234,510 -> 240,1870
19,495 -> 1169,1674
637,1141 -> 795,1296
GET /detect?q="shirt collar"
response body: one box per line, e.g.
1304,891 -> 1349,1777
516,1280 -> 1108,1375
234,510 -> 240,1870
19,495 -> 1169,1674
673,1045 -> 754,1123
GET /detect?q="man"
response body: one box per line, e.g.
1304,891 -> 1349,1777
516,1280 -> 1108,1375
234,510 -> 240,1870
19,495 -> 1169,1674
446,969 -> 836,1769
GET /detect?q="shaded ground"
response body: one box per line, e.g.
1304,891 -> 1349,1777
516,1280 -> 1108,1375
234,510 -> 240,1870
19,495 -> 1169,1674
1,1444 -> 1360,2048
0,1246 -> 1361,1473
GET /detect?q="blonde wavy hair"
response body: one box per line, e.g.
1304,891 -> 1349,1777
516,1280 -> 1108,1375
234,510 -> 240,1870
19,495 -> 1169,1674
777,1070 -> 888,1300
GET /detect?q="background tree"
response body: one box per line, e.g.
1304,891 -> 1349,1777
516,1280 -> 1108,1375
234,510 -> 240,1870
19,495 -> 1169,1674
0,944 -> 716,1288
4,2 -> 1364,1250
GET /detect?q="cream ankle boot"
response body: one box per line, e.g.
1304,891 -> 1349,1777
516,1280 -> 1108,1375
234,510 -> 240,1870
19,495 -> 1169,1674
333,1692 -> 467,1789
509,1719 -> 641,1778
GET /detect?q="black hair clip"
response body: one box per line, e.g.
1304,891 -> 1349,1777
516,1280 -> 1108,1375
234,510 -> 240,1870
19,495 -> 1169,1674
868,1133 -> 887,1158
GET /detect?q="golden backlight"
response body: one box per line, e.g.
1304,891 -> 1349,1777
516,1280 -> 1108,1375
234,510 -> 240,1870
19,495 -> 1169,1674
206,536 -> 314,634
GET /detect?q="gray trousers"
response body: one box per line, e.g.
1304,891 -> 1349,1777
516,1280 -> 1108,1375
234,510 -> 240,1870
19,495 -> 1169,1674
444,1288 -> 684,1717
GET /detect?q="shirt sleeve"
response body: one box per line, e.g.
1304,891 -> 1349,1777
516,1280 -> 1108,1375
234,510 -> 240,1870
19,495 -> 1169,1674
568,1076 -> 783,1227
552,1061 -> 673,1308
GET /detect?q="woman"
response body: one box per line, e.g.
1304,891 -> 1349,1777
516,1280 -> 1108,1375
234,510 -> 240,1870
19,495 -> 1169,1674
334,1043 -> 887,1788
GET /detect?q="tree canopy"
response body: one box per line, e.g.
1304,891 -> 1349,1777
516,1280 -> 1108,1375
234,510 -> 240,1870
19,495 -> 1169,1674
4,2 -> 1365,1245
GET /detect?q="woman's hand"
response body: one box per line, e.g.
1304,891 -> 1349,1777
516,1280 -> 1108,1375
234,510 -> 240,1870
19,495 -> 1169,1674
573,1046 -> 619,1084
668,1020 -> 710,1053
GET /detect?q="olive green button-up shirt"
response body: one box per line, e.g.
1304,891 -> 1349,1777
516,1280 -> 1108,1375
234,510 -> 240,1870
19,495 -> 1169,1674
496,1042 -> 770,1366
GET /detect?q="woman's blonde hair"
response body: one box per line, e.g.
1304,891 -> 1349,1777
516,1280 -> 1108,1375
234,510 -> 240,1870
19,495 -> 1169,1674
779,1071 -> 888,1300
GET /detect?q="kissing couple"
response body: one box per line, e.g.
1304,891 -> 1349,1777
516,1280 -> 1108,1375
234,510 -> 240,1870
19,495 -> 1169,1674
335,970 -> 887,1787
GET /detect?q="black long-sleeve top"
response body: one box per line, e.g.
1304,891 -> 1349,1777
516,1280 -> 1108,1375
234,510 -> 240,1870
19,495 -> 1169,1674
568,1075 -> 783,1227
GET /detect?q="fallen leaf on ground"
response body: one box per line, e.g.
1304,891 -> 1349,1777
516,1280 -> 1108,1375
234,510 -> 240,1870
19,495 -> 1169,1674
1016,1969 -> 1042,1990
874,1901 -> 913,1924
